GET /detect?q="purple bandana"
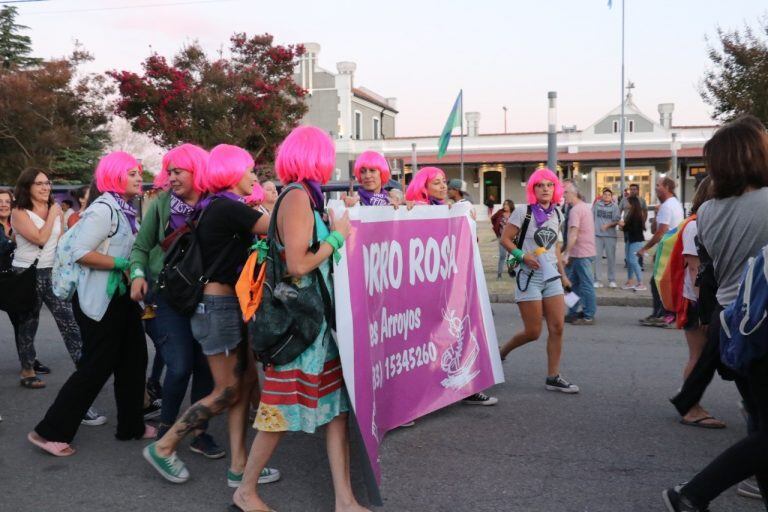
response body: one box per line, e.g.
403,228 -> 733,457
531,202 -> 555,226
108,192 -> 137,233
429,196 -> 445,206
303,180 -> 325,212
168,193 -> 196,231
358,188 -> 390,206
195,190 -> 244,213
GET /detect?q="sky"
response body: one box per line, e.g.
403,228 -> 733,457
11,0 -> 768,137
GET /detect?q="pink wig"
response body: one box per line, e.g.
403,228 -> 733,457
205,144 -> 254,193
154,143 -> 209,193
275,125 -> 335,185
526,168 -> 564,205
244,181 -> 265,205
95,151 -> 141,194
353,151 -> 391,184
405,166 -> 445,203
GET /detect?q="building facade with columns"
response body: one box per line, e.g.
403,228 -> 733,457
294,43 -> 398,179
340,94 -> 715,214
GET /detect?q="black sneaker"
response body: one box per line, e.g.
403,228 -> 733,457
146,380 -> 162,401
189,432 -> 226,459
737,478 -> 762,499
545,375 -> 579,394
33,360 -> 51,375
462,392 -> 498,406
662,486 -> 709,511
143,398 -> 162,420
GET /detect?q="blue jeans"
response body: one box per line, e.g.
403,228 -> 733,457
145,294 -> 214,428
567,256 -> 597,320
626,241 -> 644,282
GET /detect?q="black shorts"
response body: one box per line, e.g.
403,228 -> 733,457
683,300 -> 701,331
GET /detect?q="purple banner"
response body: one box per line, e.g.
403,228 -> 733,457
330,202 -> 504,484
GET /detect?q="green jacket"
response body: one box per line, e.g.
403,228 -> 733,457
129,191 -> 171,289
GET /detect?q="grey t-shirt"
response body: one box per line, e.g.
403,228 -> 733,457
593,200 -> 621,238
509,205 -> 563,266
697,187 -> 768,306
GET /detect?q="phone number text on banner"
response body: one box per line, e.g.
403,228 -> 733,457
330,201 -> 504,483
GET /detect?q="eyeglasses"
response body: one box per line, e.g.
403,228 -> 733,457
33,181 -> 52,187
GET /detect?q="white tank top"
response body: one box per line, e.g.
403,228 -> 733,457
12,209 -> 61,269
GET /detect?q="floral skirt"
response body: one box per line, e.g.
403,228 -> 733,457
255,329 -> 349,433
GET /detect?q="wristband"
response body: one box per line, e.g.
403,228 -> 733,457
511,249 -> 524,261
113,257 -> 129,271
130,267 -> 145,281
323,231 -> 345,264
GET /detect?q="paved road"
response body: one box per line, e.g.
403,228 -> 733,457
0,306 -> 760,512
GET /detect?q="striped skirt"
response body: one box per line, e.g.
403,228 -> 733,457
255,330 -> 349,433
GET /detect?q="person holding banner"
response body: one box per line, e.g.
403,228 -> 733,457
233,126 -> 368,512
405,167 -> 498,406
343,150 -> 392,207
405,166 -> 448,205
499,168 -> 579,394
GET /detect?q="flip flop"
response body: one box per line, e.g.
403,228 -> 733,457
20,376 -> 45,389
27,432 -> 76,457
229,504 -> 276,512
680,416 -> 726,429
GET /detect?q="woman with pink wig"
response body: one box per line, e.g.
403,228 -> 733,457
29,152 -> 155,457
143,144 -> 277,487
405,166 -> 448,205
344,150 -> 393,206
233,126 -> 367,512
499,168 -> 579,394
128,143 -> 226,459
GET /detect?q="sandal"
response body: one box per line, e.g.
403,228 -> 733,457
680,415 -> 726,429
27,431 -> 75,457
20,376 -> 45,389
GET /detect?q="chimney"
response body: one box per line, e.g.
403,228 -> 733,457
386,97 -> 397,110
465,111 -> 481,136
658,103 -> 674,129
299,42 -> 320,93
336,61 -> 356,87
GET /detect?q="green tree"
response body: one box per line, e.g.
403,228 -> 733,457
0,49 -> 111,184
0,5 -> 41,70
108,33 -> 307,165
700,17 -> 768,125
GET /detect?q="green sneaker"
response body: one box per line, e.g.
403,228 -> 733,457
227,467 -> 281,488
143,442 -> 189,484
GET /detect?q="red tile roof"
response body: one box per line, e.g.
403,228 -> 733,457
387,147 -> 703,164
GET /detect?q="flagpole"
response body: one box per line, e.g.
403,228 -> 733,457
460,89 -> 465,183
619,0 -> 626,194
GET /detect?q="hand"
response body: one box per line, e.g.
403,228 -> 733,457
341,193 -> 358,208
562,276 -> 572,290
329,208 -> 351,239
618,220 -> 625,228
470,209 -> 477,221
637,247 -> 647,257
602,223 -> 611,231
562,253 -> 570,266
130,277 -> 148,302
49,203 -> 63,219
405,201 -> 416,211
522,253 -> 540,270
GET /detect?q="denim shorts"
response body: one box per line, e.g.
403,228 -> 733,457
190,295 -> 243,356
514,265 -> 564,303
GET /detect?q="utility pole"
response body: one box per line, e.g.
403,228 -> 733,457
547,92 -> 557,171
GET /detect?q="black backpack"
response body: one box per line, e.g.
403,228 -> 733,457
248,184 -> 334,367
157,198 -> 235,316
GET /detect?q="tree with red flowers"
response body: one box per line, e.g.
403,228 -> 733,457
108,33 -> 307,165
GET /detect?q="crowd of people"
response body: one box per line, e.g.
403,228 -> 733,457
2,114 -> 768,510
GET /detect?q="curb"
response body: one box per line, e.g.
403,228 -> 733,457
489,294 -> 653,307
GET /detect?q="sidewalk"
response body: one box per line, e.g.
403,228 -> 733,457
478,220 -> 653,307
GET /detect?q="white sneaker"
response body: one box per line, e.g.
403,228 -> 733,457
593,282 -> 604,289
81,407 -> 107,426
608,281 -> 617,289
